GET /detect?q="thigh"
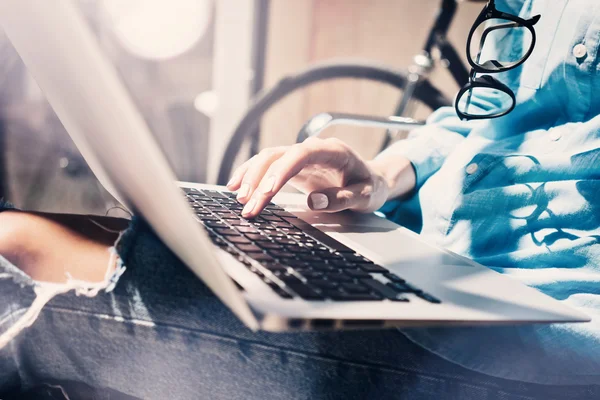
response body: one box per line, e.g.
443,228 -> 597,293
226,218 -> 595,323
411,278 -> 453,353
7,218 -> 597,400
0,257 -> 35,394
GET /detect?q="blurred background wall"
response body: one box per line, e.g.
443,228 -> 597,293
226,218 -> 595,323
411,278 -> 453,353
0,0 -> 480,214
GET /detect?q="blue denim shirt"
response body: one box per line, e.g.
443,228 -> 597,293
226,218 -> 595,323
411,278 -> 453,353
382,0 -> 600,384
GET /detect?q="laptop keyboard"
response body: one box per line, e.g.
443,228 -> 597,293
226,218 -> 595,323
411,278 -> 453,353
184,188 -> 441,304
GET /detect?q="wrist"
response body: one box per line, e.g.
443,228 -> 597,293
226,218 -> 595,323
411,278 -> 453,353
367,155 -> 416,200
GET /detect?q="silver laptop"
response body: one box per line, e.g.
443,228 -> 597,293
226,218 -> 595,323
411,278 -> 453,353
0,0 -> 589,331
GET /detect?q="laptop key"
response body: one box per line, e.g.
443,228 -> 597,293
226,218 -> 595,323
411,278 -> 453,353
359,264 -> 389,273
285,282 -> 324,300
229,220 -> 252,227
324,273 -> 352,282
277,227 -> 302,234
282,218 -> 354,252
314,251 -> 342,260
344,254 -> 373,264
272,221 -> 294,228
272,271 -> 300,283
245,233 -> 271,242
362,279 -> 409,301
249,253 -> 275,262
236,244 -> 263,253
341,282 -> 370,294
386,281 -> 422,294
205,190 -> 227,198
281,260 -> 310,269
214,228 -> 239,236
265,204 -> 284,211
310,263 -> 337,273
345,269 -> 371,279
204,221 -> 228,229
327,292 -> 381,301
219,214 -> 241,220
262,215 -> 283,222
198,216 -> 220,223
309,279 -> 339,290
384,273 -> 406,284
262,229 -> 285,237
385,282 -> 413,293
329,260 -> 356,268
236,226 -> 259,234
273,211 -> 298,218
299,255 -> 322,262
268,250 -> 296,259
297,270 -> 324,280
417,292 -> 442,304
285,245 -> 310,254
257,241 -> 283,250
403,282 -> 423,293
262,263 -> 288,272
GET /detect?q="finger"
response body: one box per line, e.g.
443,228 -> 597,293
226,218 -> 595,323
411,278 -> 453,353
241,138 -> 350,218
307,181 -> 376,213
236,147 -> 287,204
226,158 -> 253,191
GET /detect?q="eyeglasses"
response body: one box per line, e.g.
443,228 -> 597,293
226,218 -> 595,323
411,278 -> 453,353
455,0 -> 541,121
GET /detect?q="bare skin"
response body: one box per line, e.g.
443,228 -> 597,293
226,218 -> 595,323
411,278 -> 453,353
0,211 -> 115,283
227,136 -> 417,219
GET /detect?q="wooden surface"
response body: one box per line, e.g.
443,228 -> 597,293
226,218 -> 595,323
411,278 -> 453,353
261,0 -> 481,159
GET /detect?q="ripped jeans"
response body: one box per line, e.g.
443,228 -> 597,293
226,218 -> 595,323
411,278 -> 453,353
0,210 -> 599,400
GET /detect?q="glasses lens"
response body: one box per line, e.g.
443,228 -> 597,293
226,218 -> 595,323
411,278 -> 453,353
457,85 -> 514,118
469,18 -> 533,71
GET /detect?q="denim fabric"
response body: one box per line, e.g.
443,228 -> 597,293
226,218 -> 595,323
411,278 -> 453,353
1,217 -> 600,399
377,0 -> 600,385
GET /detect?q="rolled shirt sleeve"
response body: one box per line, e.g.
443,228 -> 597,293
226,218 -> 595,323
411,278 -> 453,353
377,107 -> 476,190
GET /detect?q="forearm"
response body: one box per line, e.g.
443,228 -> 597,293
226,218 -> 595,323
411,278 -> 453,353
368,151 -> 416,201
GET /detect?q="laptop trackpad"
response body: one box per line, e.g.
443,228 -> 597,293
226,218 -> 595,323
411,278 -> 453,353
290,209 -> 472,268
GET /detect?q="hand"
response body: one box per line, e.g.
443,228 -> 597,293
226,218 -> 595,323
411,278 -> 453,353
226,137 -> 392,218
0,212 -> 114,283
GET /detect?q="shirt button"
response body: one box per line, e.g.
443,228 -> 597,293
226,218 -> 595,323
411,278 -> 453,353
573,43 -> 587,59
550,130 -> 561,141
466,163 -> 479,175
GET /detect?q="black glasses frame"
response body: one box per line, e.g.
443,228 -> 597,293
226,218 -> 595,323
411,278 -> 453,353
455,0 -> 541,121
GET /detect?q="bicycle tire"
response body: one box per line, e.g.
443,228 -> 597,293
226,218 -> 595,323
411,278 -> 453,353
217,61 -> 450,185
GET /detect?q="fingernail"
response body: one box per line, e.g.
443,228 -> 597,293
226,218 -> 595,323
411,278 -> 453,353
226,177 -> 236,188
242,198 -> 257,216
310,193 -> 329,210
260,176 -> 277,194
237,183 -> 250,200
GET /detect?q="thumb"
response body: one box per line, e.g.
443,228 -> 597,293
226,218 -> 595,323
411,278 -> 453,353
307,182 -> 374,213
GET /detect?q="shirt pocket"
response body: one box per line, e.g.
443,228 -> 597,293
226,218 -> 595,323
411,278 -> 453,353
519,0 -> 567,90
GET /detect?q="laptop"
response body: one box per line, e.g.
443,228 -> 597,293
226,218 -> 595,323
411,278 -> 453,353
0,0 -> 589,331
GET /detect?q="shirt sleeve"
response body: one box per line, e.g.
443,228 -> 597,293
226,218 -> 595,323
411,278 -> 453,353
376,106 -> 476,189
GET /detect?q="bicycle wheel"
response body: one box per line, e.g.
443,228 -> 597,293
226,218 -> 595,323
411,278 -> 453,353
217,61 -> 450,185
